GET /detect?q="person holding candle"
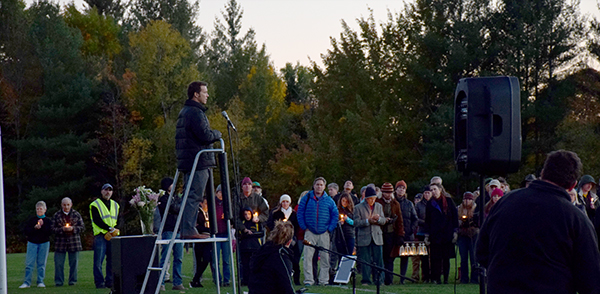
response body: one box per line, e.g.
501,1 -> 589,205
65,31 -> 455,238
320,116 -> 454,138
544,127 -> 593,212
457,192 -> 478,284
337,192 -> 355,257
267,194 -> 301,285
355,187 -> 386,285
190,198 -> 213,288
238,206 -> 265,286
19,201 -> 53,288
424,183 -> 458,285
52,197 -> 84,287
237,177 -> 269,229
377,182 -> 405,285
90,183 -> 120,289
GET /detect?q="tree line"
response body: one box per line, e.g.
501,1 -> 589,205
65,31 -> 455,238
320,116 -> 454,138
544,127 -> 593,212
2,0 -> 600,251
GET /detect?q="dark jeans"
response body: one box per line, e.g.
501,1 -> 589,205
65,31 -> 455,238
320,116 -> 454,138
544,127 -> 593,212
182,169 -> 209,236
382,233 -> 396,285
54,251 -> 79,286
240,251 -> 254,285
458,235 -> 478,283
417,235 -> 430,282
93,234 -> 112,288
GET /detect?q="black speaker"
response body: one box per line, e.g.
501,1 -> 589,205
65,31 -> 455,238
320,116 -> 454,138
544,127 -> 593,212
454,76 -> 521,175
112,235 -> 159,294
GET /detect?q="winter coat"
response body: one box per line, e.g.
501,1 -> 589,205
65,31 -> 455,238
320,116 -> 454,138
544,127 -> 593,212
576,175 -> 598,221
248,241 -> 295,294
338,206 -> 355,239
236,192 -> 269,230
175,99 -> 221,172
297,190 -> 338,235
267,209 -> 300,238
396,196 -> 418,240
158,192 -> 181,232
376,198 -> 405,237
238,218 -> 264,252
52,209 -> 84,252
415,198 -> 428,236
476,180 -> 600,294
424,196 -> 458,244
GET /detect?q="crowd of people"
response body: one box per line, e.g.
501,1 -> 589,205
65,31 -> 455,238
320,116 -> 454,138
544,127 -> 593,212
20,184 -> 119,289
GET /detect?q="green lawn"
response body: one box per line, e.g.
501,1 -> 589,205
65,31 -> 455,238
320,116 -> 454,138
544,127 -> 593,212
7,249 -> 480,293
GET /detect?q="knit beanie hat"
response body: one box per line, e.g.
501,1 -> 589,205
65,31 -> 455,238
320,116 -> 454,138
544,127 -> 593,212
242,177 -> 252,186
365,187 -> 377,198
382,182 -> 394,193
491,188 -> 504,198
463,192 -> 474,200
161,178 -> 174,192
395,180 -> 407,189
280,194 -> 291,203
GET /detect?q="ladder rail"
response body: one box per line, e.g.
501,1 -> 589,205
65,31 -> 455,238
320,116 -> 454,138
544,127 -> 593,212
141,139 -> 227,294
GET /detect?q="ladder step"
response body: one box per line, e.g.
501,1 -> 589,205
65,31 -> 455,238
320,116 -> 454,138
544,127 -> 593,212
148,267 -> 162,271
155,237 -> 229,245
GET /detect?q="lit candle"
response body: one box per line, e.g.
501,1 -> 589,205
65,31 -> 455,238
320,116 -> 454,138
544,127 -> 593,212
65,223 -> 70,227
253,211 -> 258,218
283,218 -> 288,222
462,215 -> 467,219
340,214 -> 345,221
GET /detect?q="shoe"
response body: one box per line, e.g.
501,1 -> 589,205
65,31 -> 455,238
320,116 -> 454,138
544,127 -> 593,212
189,281 -> 203,288
18,283 -> 30,289
68,283 -> 76,286
181,233 -> 209,239
222,282 -> 230,287
96,284 -> 106,289
304,283 -> 312,287
172,284 -> 185,290
160,285 -> 166,291
37,283 -> 45,288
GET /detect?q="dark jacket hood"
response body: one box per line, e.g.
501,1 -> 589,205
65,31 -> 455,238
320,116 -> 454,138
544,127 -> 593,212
579,175 -> 596,187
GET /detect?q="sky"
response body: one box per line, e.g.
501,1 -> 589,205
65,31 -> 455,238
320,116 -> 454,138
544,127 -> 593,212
24,0 -> 600,70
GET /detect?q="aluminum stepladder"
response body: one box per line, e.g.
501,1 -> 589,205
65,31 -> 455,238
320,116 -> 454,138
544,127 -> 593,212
140,138 -> 238,294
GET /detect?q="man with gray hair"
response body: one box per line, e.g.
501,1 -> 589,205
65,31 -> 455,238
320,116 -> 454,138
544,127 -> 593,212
297,177 -> 339,286
52,197 -> 84,287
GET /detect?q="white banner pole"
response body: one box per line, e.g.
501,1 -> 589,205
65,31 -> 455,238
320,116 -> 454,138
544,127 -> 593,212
0,126 -> 8,294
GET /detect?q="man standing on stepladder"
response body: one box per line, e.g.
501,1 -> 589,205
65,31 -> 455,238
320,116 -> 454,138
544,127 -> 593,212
176,81 -> 222,239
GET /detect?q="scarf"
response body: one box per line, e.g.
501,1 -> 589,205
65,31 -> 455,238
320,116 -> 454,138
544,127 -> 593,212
37,214 -> 46,219
281,207 -> 293,220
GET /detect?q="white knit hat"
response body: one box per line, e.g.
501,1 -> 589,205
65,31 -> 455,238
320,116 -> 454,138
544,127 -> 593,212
279,194 -> 292,203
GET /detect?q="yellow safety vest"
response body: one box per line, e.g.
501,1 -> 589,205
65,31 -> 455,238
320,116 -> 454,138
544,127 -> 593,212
90,199 -> 119,236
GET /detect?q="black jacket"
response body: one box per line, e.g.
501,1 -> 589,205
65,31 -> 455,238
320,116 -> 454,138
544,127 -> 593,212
24,215 -> 53,244
158,193 -> 181,232
425,196 -> 458,244
267,209 -> 300,238
175,99 -> 221,172
248,241 -> 295,294
476,180 -> 600,294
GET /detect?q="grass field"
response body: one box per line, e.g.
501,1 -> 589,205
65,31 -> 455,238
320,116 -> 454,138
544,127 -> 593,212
7,249 -> 481,294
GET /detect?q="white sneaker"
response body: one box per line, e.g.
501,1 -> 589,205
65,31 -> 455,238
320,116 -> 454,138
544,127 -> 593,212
160,285 -> 166,291
37,283 -> 46,288
18,283 -> 30,289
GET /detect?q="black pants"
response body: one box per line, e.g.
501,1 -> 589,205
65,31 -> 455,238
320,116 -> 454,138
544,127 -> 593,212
430,242 -> 451,283
382,233 -> 396,285
192,243 -> 212,283
240,251 -> 255,285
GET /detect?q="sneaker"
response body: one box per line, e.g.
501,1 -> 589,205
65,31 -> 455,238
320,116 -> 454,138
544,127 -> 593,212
172,284 -> 185,290
159,285 -> 166,291
37,283 -> 46,288
189,281 -> 203,288
18,283 -> 30,289
304,283 -> 312,287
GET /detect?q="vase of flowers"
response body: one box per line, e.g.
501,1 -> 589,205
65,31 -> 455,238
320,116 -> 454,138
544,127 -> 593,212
130,186 -> 163,235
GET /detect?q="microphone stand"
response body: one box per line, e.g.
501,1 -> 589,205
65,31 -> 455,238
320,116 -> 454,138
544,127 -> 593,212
303,241 -> 415,294
226,120 -> 242,294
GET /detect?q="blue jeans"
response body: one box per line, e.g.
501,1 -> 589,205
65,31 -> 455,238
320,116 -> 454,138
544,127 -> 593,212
357,241 -> 384,285
211,239 -> 231,284
182,169 -> 209,236
23,241 -> 49,286
93,234 -> 113,288
458,235 -> 477,283
54,251 -> 79,286
160,231 -> 183,286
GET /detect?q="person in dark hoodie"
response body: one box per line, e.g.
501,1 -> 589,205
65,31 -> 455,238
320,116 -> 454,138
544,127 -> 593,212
239,206 -> 264,285
190,198 -> 213,288
248,221 -> 296,294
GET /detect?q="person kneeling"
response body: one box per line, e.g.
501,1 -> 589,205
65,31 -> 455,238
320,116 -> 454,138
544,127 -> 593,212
248,221 -> 295,294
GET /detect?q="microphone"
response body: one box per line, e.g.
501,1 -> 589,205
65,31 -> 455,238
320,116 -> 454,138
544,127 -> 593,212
221,111 -> 237,132
302,240 -> 320,249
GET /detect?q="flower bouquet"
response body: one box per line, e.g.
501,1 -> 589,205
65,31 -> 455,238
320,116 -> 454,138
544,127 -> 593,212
130,186 -> 164,235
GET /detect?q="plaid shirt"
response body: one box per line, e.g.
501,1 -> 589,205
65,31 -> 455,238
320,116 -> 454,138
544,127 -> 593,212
52,209 -> 84,252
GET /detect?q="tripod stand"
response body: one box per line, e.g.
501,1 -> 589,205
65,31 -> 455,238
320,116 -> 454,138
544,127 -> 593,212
303,240 -> 415,294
